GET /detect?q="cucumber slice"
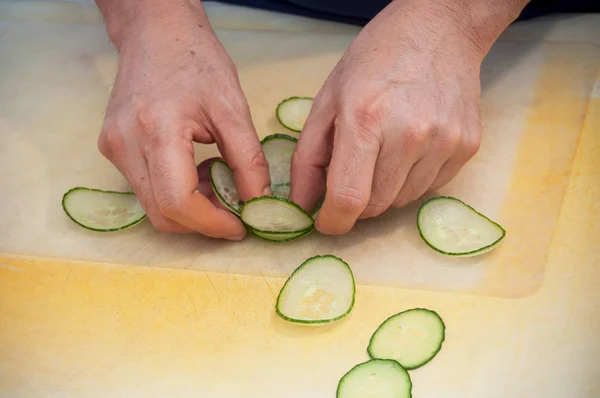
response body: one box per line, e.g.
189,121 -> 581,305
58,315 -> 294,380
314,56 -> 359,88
62,187 -> 146,232
367,308 -> 446,370
276,255 -> 355,324
209,160 -> 243,215
417,196 -> 506,257
261,134 -> 297,199
337,359 -> 412,398
276,96 -> 313,132
250,227 -> 313,242
241,196 -> 313,233
272,183 -> 291,199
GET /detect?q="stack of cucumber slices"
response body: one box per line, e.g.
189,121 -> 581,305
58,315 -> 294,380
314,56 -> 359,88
209,133 -> 321,242
275,254 -> 445,398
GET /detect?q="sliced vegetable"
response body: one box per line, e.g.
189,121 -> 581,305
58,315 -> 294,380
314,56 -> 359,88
337,359 -> 412,398
62,187 -> 146,232
209,160 -> 243,215
276,254 -> 355,324
250,227 -> 313,242
276,96 -> 313,132
367,308 -> 445,370
272,183 -> 291,199
241,196 -> 313,233
417,196 -> 506,257
261,133 -> 297,199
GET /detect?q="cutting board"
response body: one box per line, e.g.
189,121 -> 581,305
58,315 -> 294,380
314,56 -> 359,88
1,19 -> 598,298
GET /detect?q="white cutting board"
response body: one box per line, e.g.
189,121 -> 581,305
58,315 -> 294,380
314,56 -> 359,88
0,19 -> 598,298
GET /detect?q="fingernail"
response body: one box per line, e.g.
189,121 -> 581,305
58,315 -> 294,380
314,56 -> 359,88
263,186 -> 273,196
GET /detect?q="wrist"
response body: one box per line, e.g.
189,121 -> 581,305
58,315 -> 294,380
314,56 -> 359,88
412,0 -> 529,60
451,0 -> 530,58
386,0 -> 529,62
95,0 -> 208,49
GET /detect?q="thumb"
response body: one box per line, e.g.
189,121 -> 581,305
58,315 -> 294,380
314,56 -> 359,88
290,91 -> 335,212
212,100 -> 272,202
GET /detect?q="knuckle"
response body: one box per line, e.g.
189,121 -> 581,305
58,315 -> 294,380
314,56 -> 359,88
98,127 -> 125,158
340,102 -> 386,146
210,88 -> 249,124
393,184 -> 418,208
361,202 -> 388,219
223,94 -> 248,115
151,217 -> 188,234
402,121 -> 431,146
137,108 -> 164,145
464,134 -> 481,159
352,102 -> 381,130
331,186 -> 369,213
137,108 -> 197,153
156,193 -> 184,220
245,145 -> 269,170
152,219 -> 177,233
439,127 -> 462,152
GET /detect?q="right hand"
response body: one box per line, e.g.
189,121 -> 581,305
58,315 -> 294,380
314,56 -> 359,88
97,3 -> 271,239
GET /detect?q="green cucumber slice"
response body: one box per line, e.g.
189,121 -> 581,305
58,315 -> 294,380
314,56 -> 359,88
261,133 -> 297,199
276,254 -> 355,324
62,187 -> 146,232
417,196 -> 506,257
367,308 -> 446,370
337,359 -> 412,398
209,160 -> 243,215
241,196 -> 313,233
276,96 -> 313,132
250,227 -> 313,242
272,183 -> 291,199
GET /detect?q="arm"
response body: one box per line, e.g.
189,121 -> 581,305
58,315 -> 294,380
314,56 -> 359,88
290,0 -> 530,234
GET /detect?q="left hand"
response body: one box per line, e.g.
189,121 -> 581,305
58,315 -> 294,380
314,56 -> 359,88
290,0 -> 514,235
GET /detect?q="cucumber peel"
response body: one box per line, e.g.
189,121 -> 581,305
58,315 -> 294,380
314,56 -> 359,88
276,254 -> 355,325
208,160 -> 243,215
417,196 -> 506,257
62,187 -> 146,232
337,359 -> 412,398
276,96 -> 313,132
367,308 -> 446,370
250,227 -> 314,242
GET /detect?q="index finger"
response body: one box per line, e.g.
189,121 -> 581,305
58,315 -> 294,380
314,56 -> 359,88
144,134 -> 247,240
315,120 -> 381,235
290,92 -> 334,213
211,101 -> 272,201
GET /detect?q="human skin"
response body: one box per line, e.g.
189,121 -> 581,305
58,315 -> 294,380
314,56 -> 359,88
289,0 -> 530,234
94,0 -> 529,237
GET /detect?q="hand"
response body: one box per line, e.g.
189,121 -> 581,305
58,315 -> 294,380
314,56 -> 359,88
290,0 -> 526,235
97,1 -> 270,239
